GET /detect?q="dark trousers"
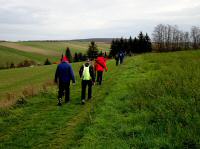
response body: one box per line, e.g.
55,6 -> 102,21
81,80 -> 92,100
97,71 -> 103,85
120,57 -> 124,64
116,58 -> 119,66
58,82 -> 70,102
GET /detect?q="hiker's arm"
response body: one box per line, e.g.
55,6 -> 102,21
69,65 -> 75,83
79,66 -> 84,78
104,60 -> 108,71
90,66 -> 95,82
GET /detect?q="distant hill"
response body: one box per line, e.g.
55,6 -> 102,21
21,38 -> 113,43
71,38 -> 113,43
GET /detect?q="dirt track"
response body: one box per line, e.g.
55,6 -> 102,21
0,42 -> 59,56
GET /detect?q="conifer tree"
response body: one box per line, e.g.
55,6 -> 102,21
65,47 -> 72,63
74,52 -> 79,62
144,33 -> 152,52
87,41 -> 98,59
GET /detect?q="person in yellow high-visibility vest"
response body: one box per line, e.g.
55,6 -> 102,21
79,59 -> 95,104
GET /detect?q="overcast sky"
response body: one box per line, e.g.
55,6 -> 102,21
0,0 -> 200,41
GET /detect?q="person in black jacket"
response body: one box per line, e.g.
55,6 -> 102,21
79,59 -> 95,104
55,56 -> 75,106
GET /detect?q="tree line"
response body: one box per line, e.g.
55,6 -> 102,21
109,32 -> 152,57
152,24 -> 200,51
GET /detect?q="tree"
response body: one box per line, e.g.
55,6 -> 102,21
190,26 -> 200,49
44,58 -> 51,65
144,33 -> 152,52
138,32 -> 145,53
87,41 -> 99,59
10,62 -> 15,68
104,52 -> 107,58
74,52 -> 79,62
65,47 -> 72,63
127,36 -> 133,55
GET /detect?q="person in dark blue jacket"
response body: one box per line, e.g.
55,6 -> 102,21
54,56 -> 75,106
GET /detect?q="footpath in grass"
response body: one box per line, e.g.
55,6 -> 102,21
0,50 -> 200,148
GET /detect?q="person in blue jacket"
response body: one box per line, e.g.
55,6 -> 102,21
54,56 -> 75,106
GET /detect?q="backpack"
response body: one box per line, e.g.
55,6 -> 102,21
82,64 -> 91,80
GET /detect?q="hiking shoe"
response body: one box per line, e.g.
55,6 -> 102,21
81,99 -> 85,105
65,100 -> 70,104
57,102 -> 62,106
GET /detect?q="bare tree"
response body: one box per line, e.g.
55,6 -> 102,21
152,24 -> 165,51
190,26 -> 200,49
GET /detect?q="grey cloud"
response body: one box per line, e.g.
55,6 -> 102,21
0,6 -> 48,25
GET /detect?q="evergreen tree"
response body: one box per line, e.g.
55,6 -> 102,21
104,52 -> 107,58
44,58 -> 51,65
74,52 -> 79,62
144,33 -> 152,52
87,41 -> 98,59
65,47 -> 72,63
132,37 -> 138,53
10,62 -> 15,68
127,36 -> 133,55
78,53 -> 83,61
138,32 -> 145,53
120,37 -> 124,50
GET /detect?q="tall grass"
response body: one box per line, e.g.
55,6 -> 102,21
76,50 -> 200,148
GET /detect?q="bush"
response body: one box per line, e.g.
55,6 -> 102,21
44,58 -> 51,65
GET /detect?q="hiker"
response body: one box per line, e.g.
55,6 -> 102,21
119,50 -> 125,64
95,53 -> 108,85
115,53 -> 119,66
54,56 -> 75,106
79,59 -> 95,105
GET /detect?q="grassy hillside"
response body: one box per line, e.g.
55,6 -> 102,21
0,41 -> 111,67
0,65 -> 56,104
0,45 -> 55,68
0,50 -> 200,148
18,41 -> 111,54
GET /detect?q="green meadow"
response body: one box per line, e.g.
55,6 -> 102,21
0,45 -> 54,68
0,41 -> 110,67
0,50 -> 200,148
19,41 -> 111,54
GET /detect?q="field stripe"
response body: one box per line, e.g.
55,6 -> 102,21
0,42 -> 59,56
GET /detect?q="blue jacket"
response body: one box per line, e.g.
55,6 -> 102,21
55,62 -> 75,84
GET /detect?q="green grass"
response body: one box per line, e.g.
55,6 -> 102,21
18,41 -> 111,55
0,64 -> 57,101
0,50 -> 200,148
0,41 -> 111,67
0,45 -> 53,68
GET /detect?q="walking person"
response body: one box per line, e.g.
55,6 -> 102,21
119,50 -> 125,64
115,53 -> 119,66
95,53 -> 108,85
54,56 -> 75,106
79,59 -> 95,105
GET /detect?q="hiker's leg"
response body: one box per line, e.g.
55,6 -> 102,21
81,80 -> 87,100
120,57 -> 123,64
99,71 -> 103,85
97,71 -> 101,84
65,82 -> 70,103
96,71 -> 100,84
88,80 -> 92,100
58,82 -> 64,104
